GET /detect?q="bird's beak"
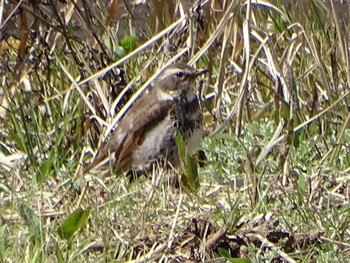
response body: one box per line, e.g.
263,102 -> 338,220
195,68 -> 208,76
190,68 -> 208,78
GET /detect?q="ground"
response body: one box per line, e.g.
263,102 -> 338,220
1,0 -> 350,262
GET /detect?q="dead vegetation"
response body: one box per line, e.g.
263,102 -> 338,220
1,0 -> 350,262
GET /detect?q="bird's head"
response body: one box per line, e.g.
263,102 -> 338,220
154,63 -> 207,101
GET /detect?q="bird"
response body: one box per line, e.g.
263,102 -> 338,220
85,62 -> 207,175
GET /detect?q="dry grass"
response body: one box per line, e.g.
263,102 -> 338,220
1,0 -> 350,262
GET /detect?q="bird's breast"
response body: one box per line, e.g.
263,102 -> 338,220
131,96 -> 203,172
176,96 -> 203,152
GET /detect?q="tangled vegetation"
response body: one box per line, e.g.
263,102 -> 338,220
1,0 -> 350,262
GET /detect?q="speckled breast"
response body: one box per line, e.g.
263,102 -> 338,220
132,96 -> 203,173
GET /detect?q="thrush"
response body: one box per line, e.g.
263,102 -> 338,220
86,63 -> 207,174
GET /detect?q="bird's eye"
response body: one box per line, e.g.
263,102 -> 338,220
176,72 -> 184,78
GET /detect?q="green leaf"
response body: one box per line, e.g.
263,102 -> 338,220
18,204 -> 43,245
0,183 -> 11,194
218,247 -> 231,258
280,102 -> 290,120
176,133 -> 200,192
297,174 -> 307,204
57,207 -> 91,241
228,258 -> 251,263
293,129 -> 301,149
182,155 -> 200,192
39,155 -> 53,180
119,35 -> 138,53
218,247 -> 251,263
175,133 -> 186,158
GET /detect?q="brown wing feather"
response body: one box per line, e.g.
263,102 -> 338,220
85,94 -> 174,173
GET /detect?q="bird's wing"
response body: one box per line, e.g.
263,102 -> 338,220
86,96 -> 174,172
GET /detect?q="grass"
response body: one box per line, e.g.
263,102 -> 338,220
1,0 -> 350,262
